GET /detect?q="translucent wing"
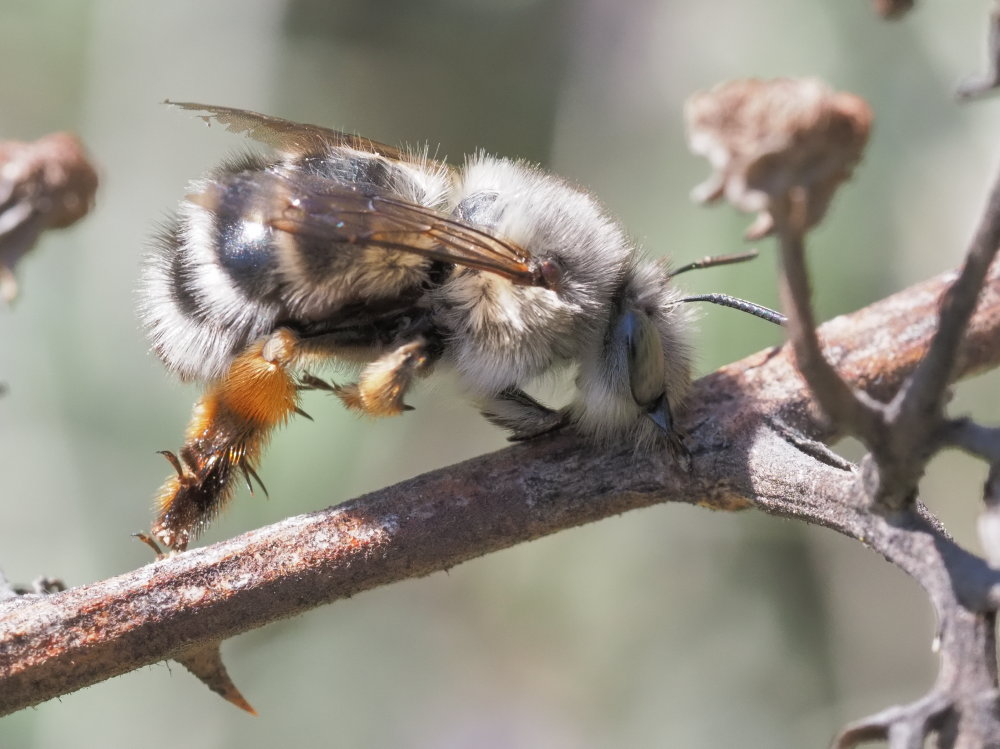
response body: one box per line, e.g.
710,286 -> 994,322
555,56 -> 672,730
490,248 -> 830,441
189,170 -> 550,287
165,100 -> 421,164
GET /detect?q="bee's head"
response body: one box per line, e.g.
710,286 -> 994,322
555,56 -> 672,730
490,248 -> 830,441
569,253 -> 783,452
570,260 -> 694,451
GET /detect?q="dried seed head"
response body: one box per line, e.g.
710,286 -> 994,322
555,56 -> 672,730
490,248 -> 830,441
872,0 -> 914,20
0,132 -> 98,229
0,132 -> 99,302
685,78 -> 872,239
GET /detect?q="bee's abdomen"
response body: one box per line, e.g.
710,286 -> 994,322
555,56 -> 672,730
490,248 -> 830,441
209,173 -> 282,300
139,207 -> 282,383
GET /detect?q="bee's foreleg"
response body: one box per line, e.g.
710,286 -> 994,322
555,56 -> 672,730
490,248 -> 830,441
333,337 -> 431,417
151,328 -> 301,551
480,387 -> 568,441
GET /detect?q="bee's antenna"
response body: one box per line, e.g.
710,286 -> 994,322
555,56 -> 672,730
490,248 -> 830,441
674,293 -> 786,326
667,250 -> 760,278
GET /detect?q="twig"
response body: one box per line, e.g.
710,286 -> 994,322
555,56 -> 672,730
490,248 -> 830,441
757,87 -> 1000,746
833,605 -> 1000,748
772,159 -> 1000,511
957,2 -> 1000,100
943,420 -> 1000,566
834,690 -> 951,749
882,166 -> 1000,493
1,264 -> 998,717
944,420 -> 1000,463
770,190 -> 886,442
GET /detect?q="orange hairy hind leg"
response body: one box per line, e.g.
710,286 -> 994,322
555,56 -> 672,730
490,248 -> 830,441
151,329 -> 300,551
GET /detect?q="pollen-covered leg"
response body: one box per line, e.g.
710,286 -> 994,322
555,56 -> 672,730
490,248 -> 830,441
480,387 -> 568,441
333,338 -> 430,417
151,328 -> 301,551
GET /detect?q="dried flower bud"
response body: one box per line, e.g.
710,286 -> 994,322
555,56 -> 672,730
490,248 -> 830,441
685,78 -> 872,239
0,132 -> 99,303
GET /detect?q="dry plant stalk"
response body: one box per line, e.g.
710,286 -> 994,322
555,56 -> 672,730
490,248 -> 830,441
686,75 -> 1000,747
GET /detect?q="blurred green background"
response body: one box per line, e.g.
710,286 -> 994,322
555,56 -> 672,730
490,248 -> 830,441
2,1 -> 999,747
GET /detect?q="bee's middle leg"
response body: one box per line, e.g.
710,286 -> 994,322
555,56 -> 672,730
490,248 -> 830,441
328,338 -> 433,417
480,387 -> 568,441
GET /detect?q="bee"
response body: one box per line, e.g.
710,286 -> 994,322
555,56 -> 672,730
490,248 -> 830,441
139,102 -> 783,552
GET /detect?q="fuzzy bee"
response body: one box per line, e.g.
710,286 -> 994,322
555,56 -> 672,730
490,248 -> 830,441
139,102 -> 782,552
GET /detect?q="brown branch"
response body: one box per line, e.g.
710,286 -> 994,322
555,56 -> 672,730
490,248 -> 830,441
1,262 -> 998,717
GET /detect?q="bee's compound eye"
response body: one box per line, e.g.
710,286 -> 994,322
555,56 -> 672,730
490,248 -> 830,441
614,308 -> 666,409
539,258 -> 562,290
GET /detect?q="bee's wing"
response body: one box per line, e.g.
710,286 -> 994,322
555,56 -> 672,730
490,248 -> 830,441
189,170 -> 547,287
165,101 -> 421,164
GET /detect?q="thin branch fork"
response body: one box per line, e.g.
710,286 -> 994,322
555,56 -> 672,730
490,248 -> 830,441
773,164 -> 1000,513
771,191 -> 886,441
770,155 -> 1000,745
763,140 -> 1000,746
0,261 -> 998,717
885,165 -> 1000,473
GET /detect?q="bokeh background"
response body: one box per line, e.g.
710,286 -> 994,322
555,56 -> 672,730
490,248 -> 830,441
2,1 -> 999,747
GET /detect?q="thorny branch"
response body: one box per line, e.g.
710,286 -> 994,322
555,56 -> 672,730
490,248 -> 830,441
0,263 -> 999,721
